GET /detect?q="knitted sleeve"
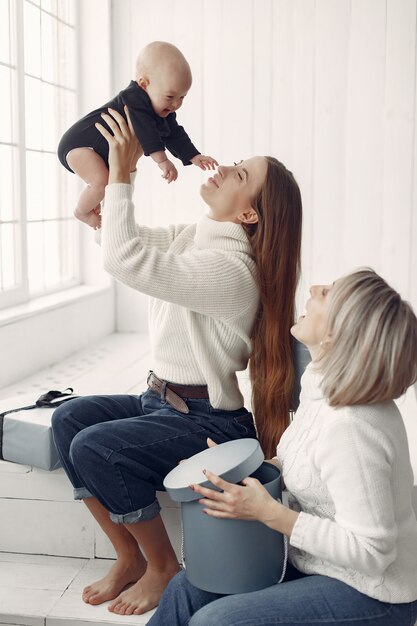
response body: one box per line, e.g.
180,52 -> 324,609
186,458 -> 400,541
100,184 -> 257,320
289,412 -> 398,576
116,222 -> 190,252
95,173 -> 189,251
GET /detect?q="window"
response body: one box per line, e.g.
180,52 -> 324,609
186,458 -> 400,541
0,0 -> 80,310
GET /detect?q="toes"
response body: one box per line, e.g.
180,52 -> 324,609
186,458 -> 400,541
108,598 -> 123,613
116,602 -> 128,615
82,587 -> 92,600
88,593 -> 101,605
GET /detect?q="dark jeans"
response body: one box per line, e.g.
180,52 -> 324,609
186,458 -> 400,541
51,388 -> 256,524
148,566 -> 417,626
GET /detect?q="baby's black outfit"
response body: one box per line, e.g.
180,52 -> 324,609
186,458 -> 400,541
57,80 -> 200,172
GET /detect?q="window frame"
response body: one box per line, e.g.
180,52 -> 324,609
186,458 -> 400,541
0,0 -> 81,311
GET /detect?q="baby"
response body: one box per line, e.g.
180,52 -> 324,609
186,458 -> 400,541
57,41 -> 218,228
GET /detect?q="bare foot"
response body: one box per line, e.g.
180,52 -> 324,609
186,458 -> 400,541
82,557 -> 146,606
74,205 -> 101,229
108,563 -> 181,615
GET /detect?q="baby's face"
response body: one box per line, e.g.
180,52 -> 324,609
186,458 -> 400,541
141,71 -> 191,117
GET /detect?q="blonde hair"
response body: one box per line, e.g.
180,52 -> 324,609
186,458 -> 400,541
319,269 -> 417,406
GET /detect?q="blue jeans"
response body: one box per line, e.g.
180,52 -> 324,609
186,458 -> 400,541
51,388 -> 256,524
148,567 -> 417,626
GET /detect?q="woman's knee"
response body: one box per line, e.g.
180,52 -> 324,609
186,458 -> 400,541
68,426 -> 98,467
52,397 -> 87,431
189,594 -> 255,626
51,401 -> 69,431
51,399 -> 82,448
189,612 -> 209,626
189,606 -> 223,626
164,569 -> 187,596
152,570 -> 213,626
52,396 -> 107,437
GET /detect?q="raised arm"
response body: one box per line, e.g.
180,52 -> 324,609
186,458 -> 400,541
95,107 -> 187,249
95,106 -> 142,184
95,108 -> 257,318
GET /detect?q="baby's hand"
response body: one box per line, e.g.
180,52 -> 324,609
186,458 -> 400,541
191,154 -> 218,171
158,159 -> 178,183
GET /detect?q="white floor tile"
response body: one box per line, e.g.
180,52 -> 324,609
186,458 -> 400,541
66,558 -> 115,592
94,525 -> 117,559
0,460 -> 31,474
0,554 -> 158,626
0,559 -> 84,591
0,500 -> 95,558
0,553 -> 86,567
46,589 -> 155,626
0,587 -> 63,626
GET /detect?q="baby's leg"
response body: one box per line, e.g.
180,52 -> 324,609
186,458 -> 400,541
67,148 -> 108,229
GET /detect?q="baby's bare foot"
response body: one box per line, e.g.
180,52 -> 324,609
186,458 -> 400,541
74,206 -> 101,229
82,557 -> 146,606
108,563 -> 180,615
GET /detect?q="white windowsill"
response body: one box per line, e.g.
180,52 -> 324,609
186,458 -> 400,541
0,284 -> 112,328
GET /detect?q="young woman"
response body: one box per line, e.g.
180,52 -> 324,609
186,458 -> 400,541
51,108 -> 302,615
149,269 -> 417,626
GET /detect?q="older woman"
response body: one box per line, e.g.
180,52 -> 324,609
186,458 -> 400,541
150,269 -> 417,626
51,108 -> 302,615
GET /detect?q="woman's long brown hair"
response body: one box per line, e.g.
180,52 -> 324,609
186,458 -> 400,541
243,157 -> 302,457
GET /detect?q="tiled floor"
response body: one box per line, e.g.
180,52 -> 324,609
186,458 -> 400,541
0,552 -> 156,626
0,333 -> 162,625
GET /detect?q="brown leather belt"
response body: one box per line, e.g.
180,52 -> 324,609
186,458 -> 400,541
147,371 -> 209,414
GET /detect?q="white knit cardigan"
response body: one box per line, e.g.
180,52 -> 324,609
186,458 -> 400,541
99,182 -> 259,410
276,363 -> 417,603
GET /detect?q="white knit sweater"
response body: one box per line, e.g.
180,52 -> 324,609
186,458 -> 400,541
99,183 -> 259,409
276,363 -> 417,603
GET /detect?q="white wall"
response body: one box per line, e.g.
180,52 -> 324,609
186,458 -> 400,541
0,287 -> 114,388
110,0 -> 417,328
110,0 -> 417,474
5,0 -> 415,455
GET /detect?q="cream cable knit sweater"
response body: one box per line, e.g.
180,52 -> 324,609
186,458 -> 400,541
276,363 -> 417,603
99,183 -> 259,409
